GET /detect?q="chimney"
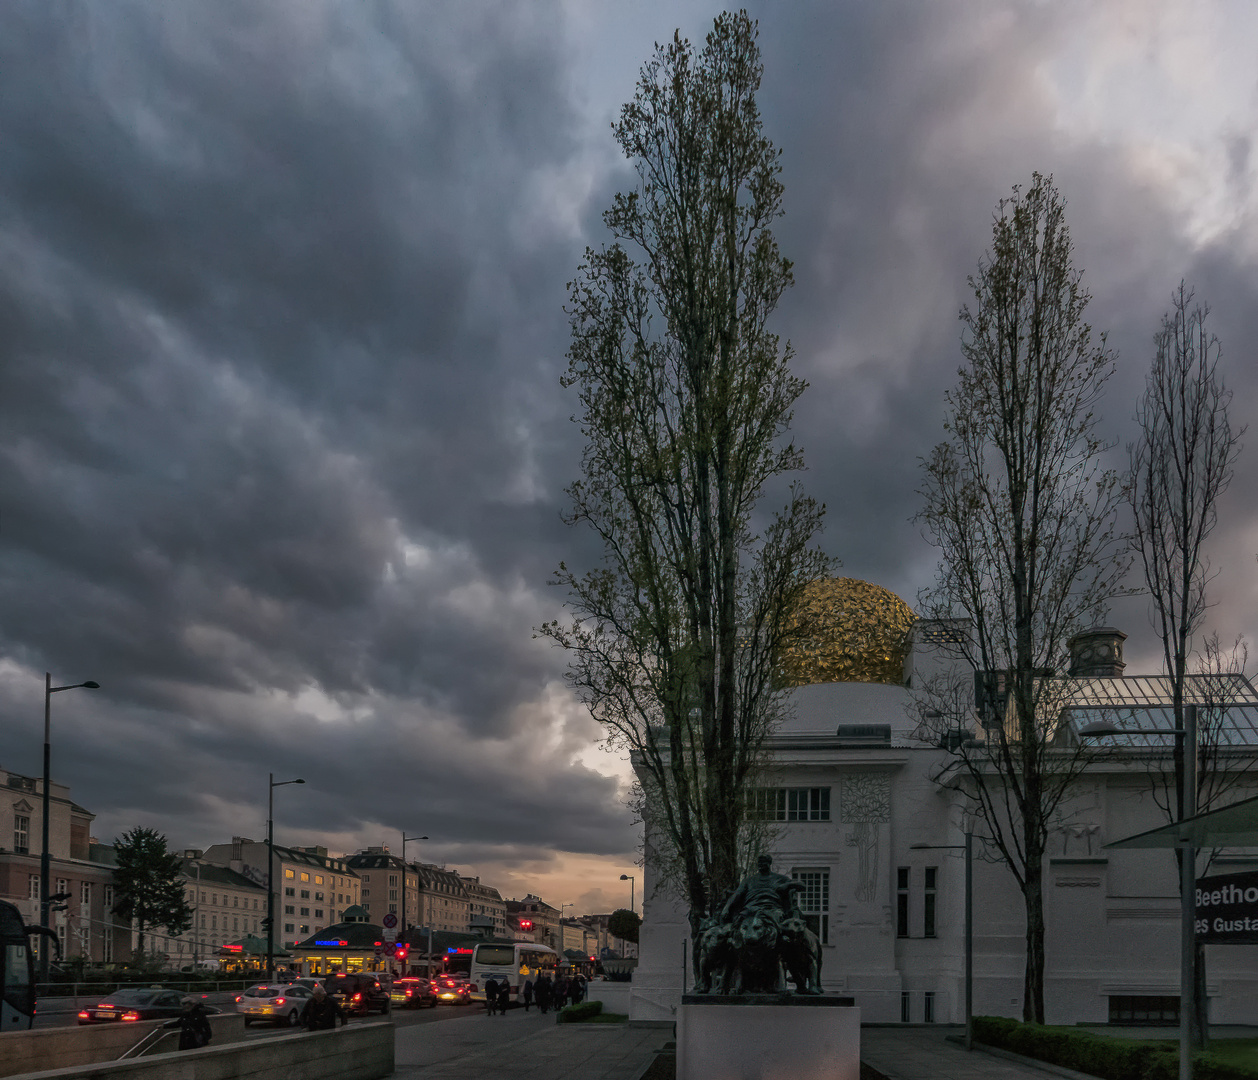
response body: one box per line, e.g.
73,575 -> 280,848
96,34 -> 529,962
1068,627 -> 1127,677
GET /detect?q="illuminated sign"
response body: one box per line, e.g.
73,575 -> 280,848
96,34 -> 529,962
446,947 -> 473,955
1196,870 -> 1258,944
314,939 -> 349,947
222,944 -> 242,952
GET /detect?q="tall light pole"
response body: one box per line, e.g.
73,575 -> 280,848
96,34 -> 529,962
400,833 -> 427,973
41,674 -> 99,981
911,833 -> 973,1049
1081,706 -> 1198,1080
619,874 -> 636,958
266,774 -> 304,982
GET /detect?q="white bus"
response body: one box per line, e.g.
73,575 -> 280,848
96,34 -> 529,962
469,941 -> 558,1004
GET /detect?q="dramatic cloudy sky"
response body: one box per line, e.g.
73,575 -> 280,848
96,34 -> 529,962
4,1 -> 1258,915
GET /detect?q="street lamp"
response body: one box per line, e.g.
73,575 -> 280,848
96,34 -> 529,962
620,875 -> 636,958
1082,707 -> 1197,1080
400,833 -> 427,973
911,832 -> 973,1050
41,674 -> 99,981
266,774 -> 305,982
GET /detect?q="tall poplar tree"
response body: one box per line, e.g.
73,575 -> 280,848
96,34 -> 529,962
542,11 -> 826,956
916,174 -> 1127,1023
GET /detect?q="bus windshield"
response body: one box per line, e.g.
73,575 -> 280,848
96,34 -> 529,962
473,944 -> 516,967
1,902 -> 35,1032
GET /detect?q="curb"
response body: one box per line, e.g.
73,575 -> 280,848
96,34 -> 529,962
944,1035 -> 1103,1080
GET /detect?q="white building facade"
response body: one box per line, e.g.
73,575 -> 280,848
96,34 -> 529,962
632,587 -> 1258,1027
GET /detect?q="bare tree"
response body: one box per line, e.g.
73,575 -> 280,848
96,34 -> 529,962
1129,285 -> 1245,1044
915,174 -> 1127,1023
540,12 -> 827,964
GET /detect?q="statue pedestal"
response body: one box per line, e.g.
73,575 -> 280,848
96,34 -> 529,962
677,995 -> 859,1080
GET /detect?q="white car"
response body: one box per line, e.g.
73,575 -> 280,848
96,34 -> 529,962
234,983 -> 313,1026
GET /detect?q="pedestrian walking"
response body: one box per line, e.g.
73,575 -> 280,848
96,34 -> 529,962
553,976 -> 567,1010
496,980 -> 510,1015
535,974 -> 551,1014
299,985 -> 347,1031
483,977 -> 499,1016
522,978 -> 534,1012
176,997 -> 213,1051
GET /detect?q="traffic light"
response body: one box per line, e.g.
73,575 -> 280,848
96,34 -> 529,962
394,942 -> 409,960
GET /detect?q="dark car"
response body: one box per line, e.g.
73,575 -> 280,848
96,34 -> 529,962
390,977 -> 439,1009
77,988 -> 217,1025
323,972 -> 390,1016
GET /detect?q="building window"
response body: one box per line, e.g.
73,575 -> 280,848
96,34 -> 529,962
285,887 -> 295,897
285,923 -> 295,934
389,875 -> 397,886
300,907 -> 309,917
56,878 -> 67,895
924,991 -> 936,1023
81,881 -> 92,907
1109,996 -> 1180,1025
285,869 -> 294,879
315,909 -> 324,918
300,889 -> 310,899
233,917 -> 239,931
896,868 -> 909,938
103,932 -> 112,963
748,787 -> 830,822
29,875 -> 40,900
791,869 -> 830,944
315,875 -> 324,885
299,924 -> 309,934
285,905 -> 295,915
900,991 -> 911,1023
233,897 -> 238,907
389,890 -> 398,901
315,892 -> 324,901
923,867 -> 937,939
362,889 -> 370,898
14,814 -> 30,854
211,915 -> 217,930
200,891 -> 206,903
300,872 -> 309,882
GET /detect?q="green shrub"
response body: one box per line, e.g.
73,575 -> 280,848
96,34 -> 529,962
557,1001 -> 604,1024
971,1017 -> 1258,1080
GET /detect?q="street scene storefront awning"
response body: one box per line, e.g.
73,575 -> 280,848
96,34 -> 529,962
220,934 -> 290,957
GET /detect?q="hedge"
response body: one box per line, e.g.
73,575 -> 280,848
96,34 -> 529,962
557,1001 -> 604,1024
972,1016 -> 1258,1080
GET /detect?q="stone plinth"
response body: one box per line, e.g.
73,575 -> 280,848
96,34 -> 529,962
677,995 -> 859,1080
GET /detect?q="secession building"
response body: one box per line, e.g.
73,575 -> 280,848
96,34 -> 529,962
631,578 -> 1258,1027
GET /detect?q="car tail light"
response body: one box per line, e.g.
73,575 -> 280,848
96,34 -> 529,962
353,993 -> 362,1001
121,1012 -> 141,1021
77,1010 -> 89,1020
275,997 -> 286,1005
235,996 -> 242,1003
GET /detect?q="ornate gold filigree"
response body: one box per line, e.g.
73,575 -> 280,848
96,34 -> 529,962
776,577 -> 916,687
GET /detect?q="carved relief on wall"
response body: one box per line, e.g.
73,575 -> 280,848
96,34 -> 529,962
842,773 -> 890,902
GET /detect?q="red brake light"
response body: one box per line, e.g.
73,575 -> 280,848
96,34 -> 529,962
353,993 -> 362,1001
121,1011 -> 141,1021
275,997 -> 286,1005
78,1011 -> 89,1019
235,996 -> 242,1003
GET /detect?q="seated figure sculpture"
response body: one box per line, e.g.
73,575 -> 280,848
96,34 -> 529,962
696,854 -> 823,995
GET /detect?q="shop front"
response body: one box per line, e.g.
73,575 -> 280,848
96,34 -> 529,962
290,920 -> 393,977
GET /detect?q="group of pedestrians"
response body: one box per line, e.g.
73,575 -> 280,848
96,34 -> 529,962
484,972 -> 588,1016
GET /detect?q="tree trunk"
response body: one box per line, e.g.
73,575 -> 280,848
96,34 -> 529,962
1023,859 -> 1046,1023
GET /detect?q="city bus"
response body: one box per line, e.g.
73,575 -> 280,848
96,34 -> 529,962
1,901 -> 37,1031
468,941 -> 557,1004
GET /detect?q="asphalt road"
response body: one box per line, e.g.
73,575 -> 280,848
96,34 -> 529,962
31,995 -> 488,1030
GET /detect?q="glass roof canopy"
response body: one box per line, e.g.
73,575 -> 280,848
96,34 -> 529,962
1056,673 -> 1258,747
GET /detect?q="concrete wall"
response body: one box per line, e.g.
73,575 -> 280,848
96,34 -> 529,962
583,982 -> 632,1016
1,1021 -> 392,1080
0,1013 -> 246,1077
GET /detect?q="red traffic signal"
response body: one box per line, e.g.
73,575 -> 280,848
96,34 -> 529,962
394,942 -> 410,959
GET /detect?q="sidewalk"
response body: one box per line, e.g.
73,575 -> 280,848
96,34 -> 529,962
860,1026 -> 1071,1080
392,1010 -> 664,1080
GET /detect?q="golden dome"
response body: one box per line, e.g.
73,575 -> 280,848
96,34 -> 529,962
777,577 -> 916,687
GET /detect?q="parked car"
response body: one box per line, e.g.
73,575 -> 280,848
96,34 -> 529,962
77,988 -> 218,1025
323,972 -> 390,1016
390,977 -> 439,1009
235,983 -> 313,1026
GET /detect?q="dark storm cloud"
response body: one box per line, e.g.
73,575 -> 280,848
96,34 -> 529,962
2,0 -> 1256,893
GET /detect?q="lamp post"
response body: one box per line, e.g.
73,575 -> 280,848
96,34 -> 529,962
911,833 -> 973,1049
619,874 -> 636,957
266,774 -> 305,982
400,833 -> 427,973
1081,707 -> 1197,1080
41,674 -> 99,981
558,903 -> 573,958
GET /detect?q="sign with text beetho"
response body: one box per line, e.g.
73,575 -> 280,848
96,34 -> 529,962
1195,869 -> 1258,944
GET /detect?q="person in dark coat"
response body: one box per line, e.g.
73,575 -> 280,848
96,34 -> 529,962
496,980 -> 510,1014
483,977 -> 499,1015
176,997 -> 213,1050
300,985 -> 347,1030
552,976 -> 567,1010
535,974 -> 551,1014
570,976 -> 584,1005
522,978 -> 534,1011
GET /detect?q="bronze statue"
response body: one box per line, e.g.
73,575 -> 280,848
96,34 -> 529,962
695,854 -> 823,995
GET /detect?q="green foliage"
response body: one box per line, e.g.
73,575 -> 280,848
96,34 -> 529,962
557,1001 -> 604,1024
972,1016 -> 1258,1080
112,827 -> 193,956
543,8 -> 827,948
607,908 -> 641,945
